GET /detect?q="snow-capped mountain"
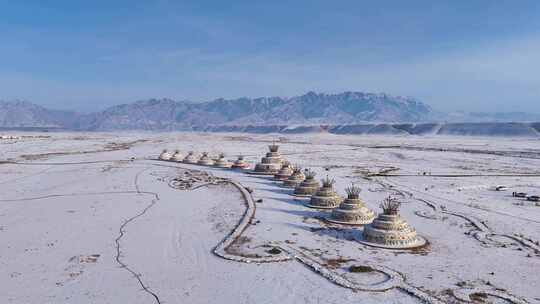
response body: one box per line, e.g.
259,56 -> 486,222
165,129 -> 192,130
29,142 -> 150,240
80,91 -> 433,130
1,92 -> 537,132
0,100 -> 80,129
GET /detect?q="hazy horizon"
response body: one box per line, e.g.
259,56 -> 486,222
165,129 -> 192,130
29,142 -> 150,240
2,90 -> 540,117
1,1 -> 540,113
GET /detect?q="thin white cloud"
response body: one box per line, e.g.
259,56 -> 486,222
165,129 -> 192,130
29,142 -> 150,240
1,32 -> 539,113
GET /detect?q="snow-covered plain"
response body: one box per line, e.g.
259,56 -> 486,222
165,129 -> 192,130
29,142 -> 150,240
1,132 -> 539,304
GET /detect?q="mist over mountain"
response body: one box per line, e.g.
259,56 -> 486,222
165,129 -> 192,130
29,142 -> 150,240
0,92 -> 538,134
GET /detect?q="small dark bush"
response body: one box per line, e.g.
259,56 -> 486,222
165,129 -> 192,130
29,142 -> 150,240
348,265 -> 374,273
267,247 -> 282,255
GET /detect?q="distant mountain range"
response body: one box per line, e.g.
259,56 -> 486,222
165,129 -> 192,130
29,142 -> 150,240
0,100 -> 80,129
0,91 -> 538,131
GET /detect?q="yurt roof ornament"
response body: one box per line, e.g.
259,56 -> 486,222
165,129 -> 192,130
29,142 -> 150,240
269,142 -> 280,153
346,184 -> 361,199
380,196 -> 400,215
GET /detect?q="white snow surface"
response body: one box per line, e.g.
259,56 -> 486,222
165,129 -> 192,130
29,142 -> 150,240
1,132 -> 539,304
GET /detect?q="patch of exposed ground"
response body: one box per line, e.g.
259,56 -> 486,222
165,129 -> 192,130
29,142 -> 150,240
18,139 -> 148,161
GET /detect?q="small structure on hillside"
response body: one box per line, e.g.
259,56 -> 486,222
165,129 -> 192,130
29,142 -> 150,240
306,176 -> 342,208
494,185 -> 508,191
231,155 -> 250,170
283,166 -> 305,188
171,150 -> 184,162
293,169 -> 320,197
513,192 -> 527,198
527,195 -> 540,202
183,151 -> 198,164
274,161 -> 293,181
327,184 -> 375,225
214,153 -> 232,168
252,143 -> 284,175
360,197 -> 426,249
197,152 -> 215,166
159,149 -> 173,161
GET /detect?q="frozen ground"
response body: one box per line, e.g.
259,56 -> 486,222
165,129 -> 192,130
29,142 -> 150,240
1,131 -> 539,304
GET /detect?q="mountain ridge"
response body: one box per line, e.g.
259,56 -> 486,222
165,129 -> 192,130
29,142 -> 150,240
1,91 -> 538,131
0,91 -> 433,130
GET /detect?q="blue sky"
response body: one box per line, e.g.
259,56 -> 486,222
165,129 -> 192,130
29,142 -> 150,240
1,1 -> 540,112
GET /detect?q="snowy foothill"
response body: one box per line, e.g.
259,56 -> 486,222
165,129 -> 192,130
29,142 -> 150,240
1,131 -> 539,303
